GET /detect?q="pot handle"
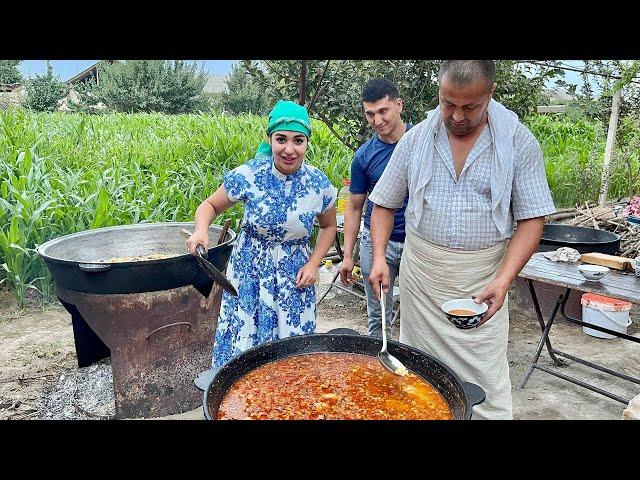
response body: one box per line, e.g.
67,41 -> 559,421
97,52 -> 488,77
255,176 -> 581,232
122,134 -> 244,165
78,263 -> 111,273
593,307 -> 632,328
146,322 -> 192,340
462,381 -> 485,407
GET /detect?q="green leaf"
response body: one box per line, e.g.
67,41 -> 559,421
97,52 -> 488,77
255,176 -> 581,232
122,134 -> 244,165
90,186 -> 110,229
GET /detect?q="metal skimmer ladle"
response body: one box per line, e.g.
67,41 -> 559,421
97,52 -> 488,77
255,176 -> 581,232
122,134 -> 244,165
378,282 -> 408,376
181,228 -> 238,297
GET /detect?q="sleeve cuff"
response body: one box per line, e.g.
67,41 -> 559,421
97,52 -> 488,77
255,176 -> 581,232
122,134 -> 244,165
513,206 -> 557,221
368,192 -> 405,210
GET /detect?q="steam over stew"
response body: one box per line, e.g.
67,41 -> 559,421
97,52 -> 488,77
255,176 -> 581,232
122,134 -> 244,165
216,352 -> 453,420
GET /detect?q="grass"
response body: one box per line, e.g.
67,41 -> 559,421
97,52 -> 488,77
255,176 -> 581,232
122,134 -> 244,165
1,109 -> 639,306
524,114 -> 640,207
0,109 -> 352,307
17,341 -> 64,361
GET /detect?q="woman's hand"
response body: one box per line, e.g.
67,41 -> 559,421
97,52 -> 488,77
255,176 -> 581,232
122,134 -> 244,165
187,230 -> 209,255
189,185 -> 237,255
296,262 -> 318,289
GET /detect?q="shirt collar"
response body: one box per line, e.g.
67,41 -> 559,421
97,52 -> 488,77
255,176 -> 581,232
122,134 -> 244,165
435,119 -> 492,144
271,158 -> 306,181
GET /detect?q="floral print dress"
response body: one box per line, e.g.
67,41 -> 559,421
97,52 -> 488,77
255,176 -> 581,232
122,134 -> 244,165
212,156 -> 337,368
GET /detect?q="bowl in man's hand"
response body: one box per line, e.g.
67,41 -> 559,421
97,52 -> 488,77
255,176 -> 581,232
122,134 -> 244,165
441,298 -> 488,329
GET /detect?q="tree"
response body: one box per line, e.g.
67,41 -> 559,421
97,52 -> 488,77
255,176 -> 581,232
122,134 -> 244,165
218,63 -> 270,115
565,60 -> 640,122
88,60 -> 209,114
65,76 -> 104,114
0,60 -> 22,84
495,61 -> 564,116
578,61 -> 640,204
24,61 -> 68,112
243,60 -> 562,152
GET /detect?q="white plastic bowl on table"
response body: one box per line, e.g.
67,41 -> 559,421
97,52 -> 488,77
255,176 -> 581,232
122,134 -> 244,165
577,264 -> 610,282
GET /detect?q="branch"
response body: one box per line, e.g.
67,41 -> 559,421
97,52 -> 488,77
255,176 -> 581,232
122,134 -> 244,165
522,60 -> 640,85
311,108 -> 357,152
247,62 -> 287,100
308,60 -> 331,111
263,60 -> 298,83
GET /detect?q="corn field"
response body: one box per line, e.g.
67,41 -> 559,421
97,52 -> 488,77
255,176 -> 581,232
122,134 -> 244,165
524,115 -> 640,206
1,109 -> 638,307
0,109 -> 352,307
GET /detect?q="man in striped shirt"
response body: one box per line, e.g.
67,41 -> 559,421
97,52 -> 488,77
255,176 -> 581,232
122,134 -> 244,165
367,60 -> 556,419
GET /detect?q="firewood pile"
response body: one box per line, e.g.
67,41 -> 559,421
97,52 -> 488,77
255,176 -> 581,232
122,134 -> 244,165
545,199 -> 640,258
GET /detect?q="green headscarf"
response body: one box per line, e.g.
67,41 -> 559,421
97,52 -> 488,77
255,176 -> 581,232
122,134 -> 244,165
266,100 -> 312,138
255,140 -> 272,158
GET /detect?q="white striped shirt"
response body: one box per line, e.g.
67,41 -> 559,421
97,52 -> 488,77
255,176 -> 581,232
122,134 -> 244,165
369,119 -> 556,250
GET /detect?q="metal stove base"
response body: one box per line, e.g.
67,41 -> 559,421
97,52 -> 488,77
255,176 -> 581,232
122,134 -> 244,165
57,285 -> 220,419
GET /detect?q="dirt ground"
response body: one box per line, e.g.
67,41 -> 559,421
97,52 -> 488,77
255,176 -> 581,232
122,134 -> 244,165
1,279 -> 639,420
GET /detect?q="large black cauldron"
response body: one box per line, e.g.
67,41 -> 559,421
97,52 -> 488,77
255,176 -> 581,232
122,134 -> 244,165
203,330 -> 485,420
538,223 -> 620,255
37,222 -> 235,297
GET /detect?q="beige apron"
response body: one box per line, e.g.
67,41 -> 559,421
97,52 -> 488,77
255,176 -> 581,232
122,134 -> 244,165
399,230 -> 512,420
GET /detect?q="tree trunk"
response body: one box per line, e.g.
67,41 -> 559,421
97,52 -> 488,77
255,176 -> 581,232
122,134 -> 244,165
598,87 -> 622,205
298,60 -> 307,105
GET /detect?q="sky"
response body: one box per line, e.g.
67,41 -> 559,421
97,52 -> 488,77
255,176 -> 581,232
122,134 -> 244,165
17,59 -> 588,92
18,60 -> 239,81
541,60 -> 584,90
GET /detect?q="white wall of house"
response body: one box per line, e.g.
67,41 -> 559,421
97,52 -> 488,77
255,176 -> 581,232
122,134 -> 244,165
0,85 -> 26,108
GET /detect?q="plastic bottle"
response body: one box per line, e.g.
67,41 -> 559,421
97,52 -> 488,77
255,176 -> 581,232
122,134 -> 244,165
336,179 -> 350,228
336,179 -> 351,215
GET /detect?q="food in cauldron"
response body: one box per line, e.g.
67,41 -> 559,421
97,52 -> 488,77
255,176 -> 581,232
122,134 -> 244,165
216,352 -> 453,420
96,253 -> 175,263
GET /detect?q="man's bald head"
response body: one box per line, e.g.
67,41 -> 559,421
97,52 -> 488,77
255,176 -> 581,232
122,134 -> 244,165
438,60 -> 496,92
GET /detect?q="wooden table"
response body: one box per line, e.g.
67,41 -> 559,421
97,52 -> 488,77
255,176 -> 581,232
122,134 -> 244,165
517,253 -> 640,404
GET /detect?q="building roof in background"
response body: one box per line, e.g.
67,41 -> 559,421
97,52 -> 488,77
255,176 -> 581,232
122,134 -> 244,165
66,61 -> 102,84
537,87 -> 576,114
544,87 -> 576,103
66,63 -> 228,94
537,105 -> 567,114
0,83 -> 22,92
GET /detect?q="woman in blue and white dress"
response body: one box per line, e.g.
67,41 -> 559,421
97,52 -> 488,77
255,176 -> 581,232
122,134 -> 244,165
187,100 -> 338,372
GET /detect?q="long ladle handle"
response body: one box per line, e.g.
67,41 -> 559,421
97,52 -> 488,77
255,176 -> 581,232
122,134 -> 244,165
217,219 -> 232,245
380,282 -> 387,353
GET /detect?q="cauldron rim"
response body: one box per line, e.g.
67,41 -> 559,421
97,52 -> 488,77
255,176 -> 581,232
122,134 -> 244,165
541,223 -> 621,245
36,221 -> 235,263
203,333 -> 485,420
36,222 -> 236,296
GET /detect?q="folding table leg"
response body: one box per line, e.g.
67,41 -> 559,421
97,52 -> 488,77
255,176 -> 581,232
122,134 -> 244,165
518,282 -> 567,389
528,280 -> 565,366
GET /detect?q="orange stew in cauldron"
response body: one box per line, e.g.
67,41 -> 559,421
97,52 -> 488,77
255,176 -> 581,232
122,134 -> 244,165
216,352 -> 453,420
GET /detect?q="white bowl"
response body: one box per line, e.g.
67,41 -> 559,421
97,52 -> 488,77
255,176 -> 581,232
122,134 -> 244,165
577,264 -> 610,282
441,299 -> 488,329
